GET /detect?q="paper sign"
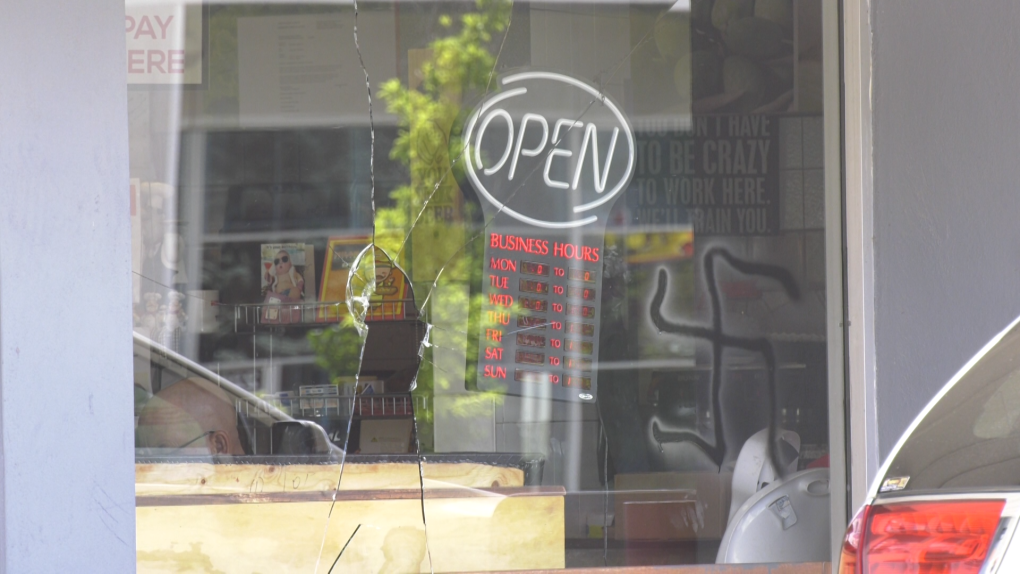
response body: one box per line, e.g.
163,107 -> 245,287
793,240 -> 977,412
125,2 -> 203,85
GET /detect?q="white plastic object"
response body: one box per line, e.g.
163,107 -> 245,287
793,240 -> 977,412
728,427 -> 801,522
716,468 -> 831,564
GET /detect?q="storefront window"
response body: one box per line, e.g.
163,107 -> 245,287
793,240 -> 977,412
128,0 -> 833,569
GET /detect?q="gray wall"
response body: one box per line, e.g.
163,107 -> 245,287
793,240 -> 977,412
0,0 -> 136,570
872,1 -> 1020,457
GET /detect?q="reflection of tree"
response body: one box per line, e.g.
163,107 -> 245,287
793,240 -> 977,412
375,0 -> 512,449
376,0 -> 512,256
307,320 -> 366,382
308,0 -> 516,436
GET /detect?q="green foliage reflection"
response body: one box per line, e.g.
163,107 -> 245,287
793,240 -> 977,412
312,0 -> 514,452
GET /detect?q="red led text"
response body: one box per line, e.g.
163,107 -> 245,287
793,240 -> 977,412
484,365 -> 507,379
490,233 -> 549,255
489,257 -> 517,272
489,293 -> 514,307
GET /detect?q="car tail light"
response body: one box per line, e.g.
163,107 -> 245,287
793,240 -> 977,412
838,500 -> 1005,574
838,505 -> 870,574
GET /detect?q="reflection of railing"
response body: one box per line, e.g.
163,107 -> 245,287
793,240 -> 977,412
226,299 -> 418,330
265,393 -> 429,420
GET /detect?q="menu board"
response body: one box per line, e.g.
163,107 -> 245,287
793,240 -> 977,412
461,70 -> 636,402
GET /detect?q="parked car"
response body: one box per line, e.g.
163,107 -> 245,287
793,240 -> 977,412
838,315 -> 1020,573
132,332 -> 339,459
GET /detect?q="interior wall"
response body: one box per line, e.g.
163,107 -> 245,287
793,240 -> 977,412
871,0 -> 1020,458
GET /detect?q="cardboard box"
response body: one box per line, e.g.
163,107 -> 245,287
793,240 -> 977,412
299,384 -> 340,412
614,471 -> 732,541
359,418 -> 413,454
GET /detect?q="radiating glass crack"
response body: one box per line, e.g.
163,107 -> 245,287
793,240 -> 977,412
327,524 -> 361,573
352,0 -> 377,246
393,3 -> 517,264
313,0 -> 381,567
382,3 -> 518,571
313,245 -> 374,573
306,3 -> 696,570
413,419 -> 436,574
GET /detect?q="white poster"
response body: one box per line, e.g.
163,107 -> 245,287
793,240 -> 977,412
237,12 -> 396,127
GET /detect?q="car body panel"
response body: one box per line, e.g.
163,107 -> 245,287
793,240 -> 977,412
866,314 -> 1020,503
846,314 -> 1020,573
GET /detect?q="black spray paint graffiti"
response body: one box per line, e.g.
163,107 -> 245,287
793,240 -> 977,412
649,246 -> 800,474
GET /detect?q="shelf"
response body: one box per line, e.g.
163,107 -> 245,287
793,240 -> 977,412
266,393 -> 429,420
225,299 -> 418,332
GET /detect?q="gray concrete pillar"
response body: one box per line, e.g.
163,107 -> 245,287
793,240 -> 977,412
0,0 -> 136,570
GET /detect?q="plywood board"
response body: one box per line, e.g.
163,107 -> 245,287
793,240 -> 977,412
137,494 -> 564,572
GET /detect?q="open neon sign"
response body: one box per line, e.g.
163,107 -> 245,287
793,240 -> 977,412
462,71 -> 636,229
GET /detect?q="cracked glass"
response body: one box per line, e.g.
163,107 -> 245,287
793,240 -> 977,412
127,0 -> 834,570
